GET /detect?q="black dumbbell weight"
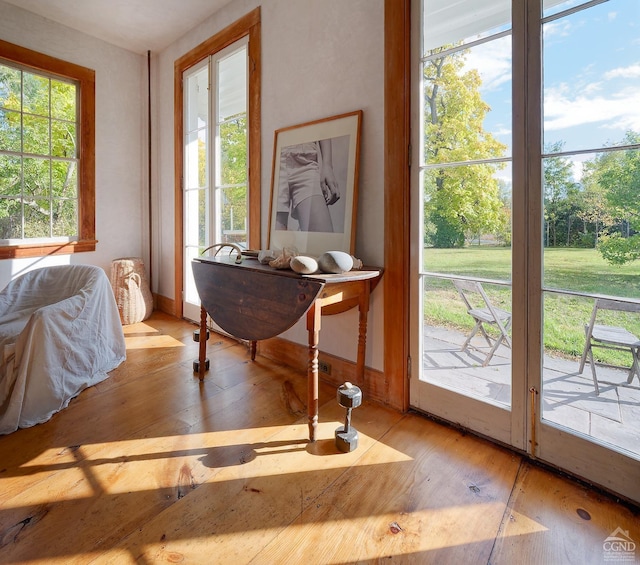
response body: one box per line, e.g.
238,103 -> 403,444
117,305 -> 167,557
335,382 -> 362,453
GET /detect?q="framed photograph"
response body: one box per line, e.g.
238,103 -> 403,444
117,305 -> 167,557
268,110 -> 362,257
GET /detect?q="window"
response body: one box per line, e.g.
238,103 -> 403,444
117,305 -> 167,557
0,39 -> 95,259
182,39 -> 250,322
174,7 -> 260,319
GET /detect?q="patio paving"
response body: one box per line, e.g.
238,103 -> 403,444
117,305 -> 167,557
423,325 -> 640,458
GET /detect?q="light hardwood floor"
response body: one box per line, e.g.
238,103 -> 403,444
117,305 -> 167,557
0,312 -> 638,564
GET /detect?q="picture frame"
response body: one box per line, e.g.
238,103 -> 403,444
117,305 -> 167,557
267,110 -> 362,257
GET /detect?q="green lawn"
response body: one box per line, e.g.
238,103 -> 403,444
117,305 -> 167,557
423,247 -> 640,366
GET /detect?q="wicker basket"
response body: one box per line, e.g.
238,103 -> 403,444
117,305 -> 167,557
110,257 -> 153,325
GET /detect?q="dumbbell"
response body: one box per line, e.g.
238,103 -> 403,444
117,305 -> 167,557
335,382 -> 362,453
193,328 -> 210,342
192,328 -> 210,373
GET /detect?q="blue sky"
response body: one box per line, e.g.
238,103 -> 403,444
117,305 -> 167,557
542,0 -> 640,152
462,0 -> 639,180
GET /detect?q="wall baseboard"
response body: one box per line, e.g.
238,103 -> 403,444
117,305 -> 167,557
154,293 -> 175,316
258,336 -> 389,407
152,299 -> 391,407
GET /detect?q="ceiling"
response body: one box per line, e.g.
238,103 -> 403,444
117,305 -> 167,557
2,0 -> 233,54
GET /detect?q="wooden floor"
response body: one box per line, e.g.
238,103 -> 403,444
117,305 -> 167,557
1,312 -> 638,564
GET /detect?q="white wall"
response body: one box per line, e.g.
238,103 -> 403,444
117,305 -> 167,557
0,1 -> 147,286
153,0 -> 385,369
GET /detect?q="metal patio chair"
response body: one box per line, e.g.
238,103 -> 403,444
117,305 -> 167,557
578,298 -> 640,395
452,279 -> 512,367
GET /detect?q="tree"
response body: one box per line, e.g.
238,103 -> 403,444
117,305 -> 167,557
543,142 -> 579,247
219,114 -> 247,242
495,179 -> 512,246
577,160 -> 615,248
423,46 -> 508,248
582,131 -> 640,264
195,114 -> 247,248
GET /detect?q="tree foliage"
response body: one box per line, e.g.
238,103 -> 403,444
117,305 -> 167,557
576,167 -> 615,248
195,114 -> 248,248
423,47 -> 508,248
583,132 -> 640,265
421,44 -> 640,264
0,63 -> 78,240
543,142 -> 580,247
219,115 -> 247,242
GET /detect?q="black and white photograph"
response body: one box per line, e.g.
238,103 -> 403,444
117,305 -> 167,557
268,111 -> 362,256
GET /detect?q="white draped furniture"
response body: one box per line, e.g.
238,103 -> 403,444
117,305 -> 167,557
0,264 -> 126,434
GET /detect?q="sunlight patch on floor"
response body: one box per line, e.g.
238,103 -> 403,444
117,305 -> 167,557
3,424 -> 413,508
124,334 -> 185,349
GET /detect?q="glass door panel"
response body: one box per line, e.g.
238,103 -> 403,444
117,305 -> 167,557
411,0 -> 514,444
412,0 -> 640,504
215,46 -> 248,247
539,0 -> 640,502
183,63 -> 209,322
182,40 -> 248,323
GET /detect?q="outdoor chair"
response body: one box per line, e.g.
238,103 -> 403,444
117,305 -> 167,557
452,279 -> 512,367
578,298 -> 640,395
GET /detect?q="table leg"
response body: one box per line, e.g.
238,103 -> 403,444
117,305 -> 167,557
250,340 -> 257,361
198,305 -> 207,381
356,282 -> 371,385
306,302 -> 321,442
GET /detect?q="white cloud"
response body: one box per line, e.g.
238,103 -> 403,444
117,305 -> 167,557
604,63 -> 640,79
568,154 -> 591,183
544,85 -> 640,132
463,35 -> 511,91
493,126 -> 512,137
582,80 -> 603,94
543,20 -> 572,39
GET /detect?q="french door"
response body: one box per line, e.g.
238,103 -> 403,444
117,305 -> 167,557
182,39 -> 249,322
411,0 -> 640,504
410,0 -> 520,448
